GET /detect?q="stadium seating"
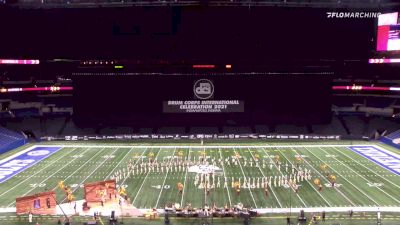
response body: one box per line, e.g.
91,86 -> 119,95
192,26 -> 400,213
0,126 -> 27,154
380,129 -> 400,149
386,129 -> 400,140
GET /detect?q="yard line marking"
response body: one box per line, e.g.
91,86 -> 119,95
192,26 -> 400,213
9,147 -> 91,204
119,148 -> 147,185
233,148 -> 258,208
155,148 -> 177,208
0,147 -> 78,199
322,147 -> 400,204
51,147 -> 107,191
297,147 -> 356,206
60,147 -> 120,203
218,148 -> 232,207
203,147 -> 207,206
307,147 -> 380,206
246,147 -> 282,208
105,147 -> 135,181
180,147 -> 191,207
337,147 -> 400,189
132,148 -> 162,206
281,147 -> 331,207
260,147 -> 307,207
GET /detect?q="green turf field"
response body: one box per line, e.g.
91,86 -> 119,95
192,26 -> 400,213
0,141 -> 399,214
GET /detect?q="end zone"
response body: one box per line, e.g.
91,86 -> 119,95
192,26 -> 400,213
0,146 -> 62,183
349,146 -> 400,175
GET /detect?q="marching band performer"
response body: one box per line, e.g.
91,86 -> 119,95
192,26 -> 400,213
235,182 -> 240,196
178,182 -> 184,194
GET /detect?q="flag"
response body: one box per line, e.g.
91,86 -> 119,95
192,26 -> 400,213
58,181 -> 65,190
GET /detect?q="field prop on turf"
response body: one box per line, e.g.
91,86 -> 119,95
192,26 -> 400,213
16,191 -> 56,215
84,179 -> 116,203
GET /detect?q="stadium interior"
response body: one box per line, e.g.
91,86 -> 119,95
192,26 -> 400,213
0,1 -> 400,225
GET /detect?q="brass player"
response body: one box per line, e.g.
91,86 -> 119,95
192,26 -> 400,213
234,181 -> 241,196
206,182 -> 210,196
314,178 -> 323,192
236,188 -> 240,196
177,182 -> 184,194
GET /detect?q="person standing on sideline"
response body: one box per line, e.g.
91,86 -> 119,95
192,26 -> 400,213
28,211 -> 33,225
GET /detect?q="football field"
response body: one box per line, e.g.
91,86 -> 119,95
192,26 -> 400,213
1,142 -> 400,213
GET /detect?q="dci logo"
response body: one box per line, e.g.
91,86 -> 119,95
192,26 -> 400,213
194,79 -> 214,99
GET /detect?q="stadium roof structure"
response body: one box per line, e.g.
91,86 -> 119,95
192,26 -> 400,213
3,0 -> 400,9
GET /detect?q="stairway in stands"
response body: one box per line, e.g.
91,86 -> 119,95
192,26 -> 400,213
0,127 -> 27,154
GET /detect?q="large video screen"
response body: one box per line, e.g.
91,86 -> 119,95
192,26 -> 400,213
73,74 -> 332,126
377,12 -> 400,51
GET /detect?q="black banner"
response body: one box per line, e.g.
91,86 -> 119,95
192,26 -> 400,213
40,134 -> 341,141
163,100 -> 244,113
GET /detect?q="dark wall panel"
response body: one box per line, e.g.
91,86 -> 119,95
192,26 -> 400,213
0,7 -> 377,60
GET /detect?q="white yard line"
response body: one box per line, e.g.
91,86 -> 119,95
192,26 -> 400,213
51,147 -> 107,191
203,148 -> 207,206
180,147 -> 191,207
218,148 -> 232,207
119,148 -> 148,185
306,147 -> 380,206
281,147 -> 331,207
233,148 -> 258,208
260,147 -> 307,207
321,147 -> 400,204
155,148 -> 177,208
60,147 -> 120,203
131,148 -> 162,206
246,147 -> 282,208
338,147 -> 400,189
105,147 -> 135,181
292,147 -> 356,207
0,147 -> 78,198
